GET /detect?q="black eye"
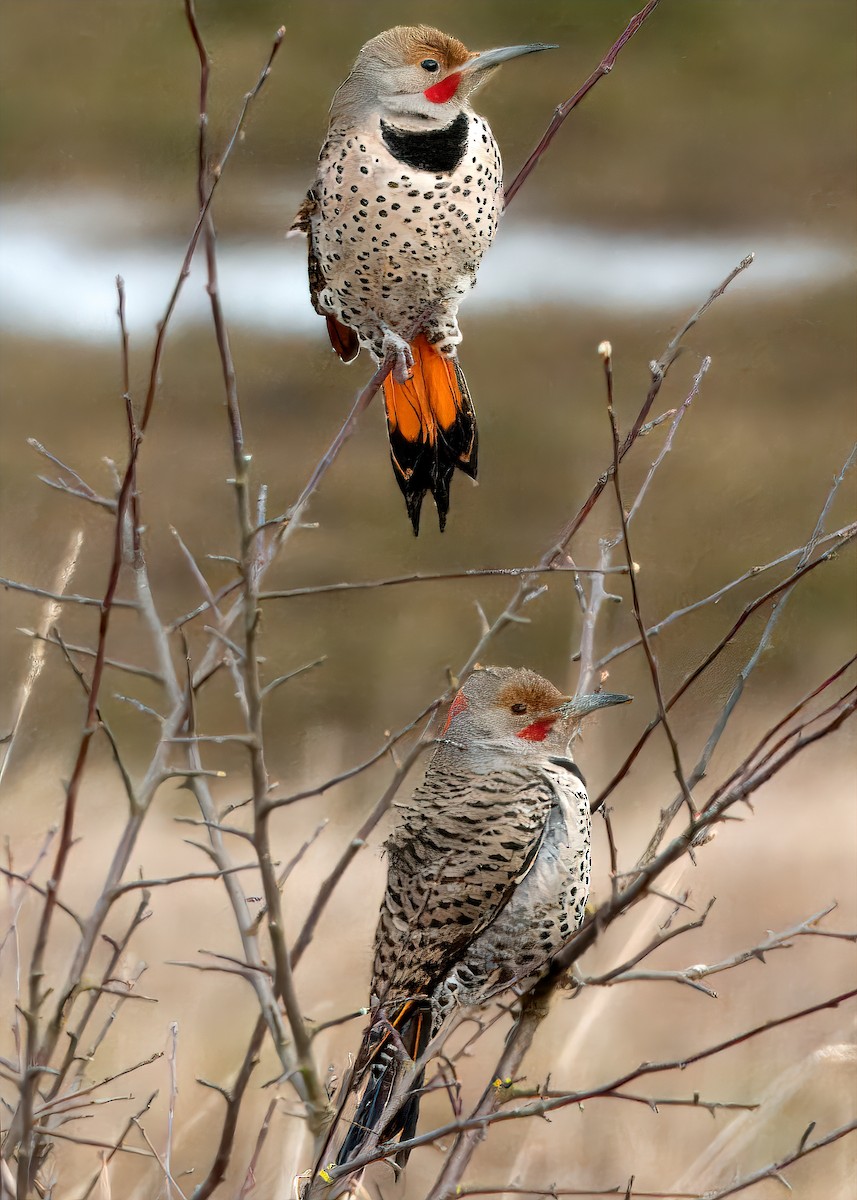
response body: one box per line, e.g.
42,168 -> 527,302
511,703 -> 528,715
421,58 -> 440,72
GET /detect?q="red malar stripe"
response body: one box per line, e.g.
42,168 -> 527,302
516,718 -> 556,742
424,73 -> 461,104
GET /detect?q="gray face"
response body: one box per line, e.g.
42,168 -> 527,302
440,667 -> 631,756
442,667 -> 570,750
330,26 -> 555,127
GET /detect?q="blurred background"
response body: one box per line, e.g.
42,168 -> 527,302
1,2 -> 855,1198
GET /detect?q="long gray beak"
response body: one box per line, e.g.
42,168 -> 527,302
557,693 -> 632,717
461,43 -> 558,73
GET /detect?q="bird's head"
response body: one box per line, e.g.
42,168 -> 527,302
330,25 -> 556,128
441,666 -> 630,759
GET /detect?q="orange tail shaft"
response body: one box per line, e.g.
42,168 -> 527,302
383,335 -> 478,534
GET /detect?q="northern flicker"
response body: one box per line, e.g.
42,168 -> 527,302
326,667 -> 629,1182
290,26 -> 555,534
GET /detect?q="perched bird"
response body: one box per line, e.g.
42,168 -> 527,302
328,667 -> 630,1180
290,26 -> 555,533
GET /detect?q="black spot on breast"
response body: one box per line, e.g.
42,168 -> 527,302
380,112 -> 469,174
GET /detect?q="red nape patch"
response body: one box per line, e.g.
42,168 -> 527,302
442,690 -> 469,734
424,73 -> 461,104
516,718 -> 556,742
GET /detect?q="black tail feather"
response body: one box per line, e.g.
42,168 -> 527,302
384,346 -> 478,535
335,1003 -> 431,1170
387,367 -> 478,535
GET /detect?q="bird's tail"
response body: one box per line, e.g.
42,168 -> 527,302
335,1001 -> 430,1171
383,335 -> 478,535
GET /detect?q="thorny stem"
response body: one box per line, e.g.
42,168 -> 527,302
171,562 -> 626,631
256,563 -> 626,603
42,894 -> 151,1106
703,1118 -> 857,1199
343,984 -> 857,1184
190,1016 -> 267,1200
580,903 -> 856,997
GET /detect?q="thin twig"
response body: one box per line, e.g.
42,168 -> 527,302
505,0 -> 662,204
343,988 -> 857,1180
600,340 -> 696,820
703,1118 -> 857,1199
189,1016 -> 267,1200
183,0 -> 329,1145
585,522 -> 855,671
255,564 -> 625,604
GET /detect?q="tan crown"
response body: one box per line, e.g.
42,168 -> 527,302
371,25 -> 472,70
494,674 -> 566,718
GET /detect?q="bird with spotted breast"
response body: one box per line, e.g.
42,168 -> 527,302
315,667 -> 629,1191
290,26 -> 555,534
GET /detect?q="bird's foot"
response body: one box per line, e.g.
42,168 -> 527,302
381,329 -> 414,383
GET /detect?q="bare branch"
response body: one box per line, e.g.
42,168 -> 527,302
17,627 -> 161,682
703,1118 -> 857,1199
263,700 -> 437,814
342,988 -> 857,1180
585,905 -> 855,998
505,0 -> 662,204
182,0 -> 329,1144
237,1097 -> 279,1199
600,340 -> 696,820
108,865 -> 257,899
189,1015 -> 267,1200
256,564 -> 626,604
0,577 -> 135,609
75,1093 -> 158,1200
27,439 -> 116,513
627,447 -> 857,850
260,656 -> 327,699
586,521 -> 855,671
545,253 -> 755,570
594,526 -> 856,816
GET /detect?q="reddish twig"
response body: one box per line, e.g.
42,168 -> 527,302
190,1016 -> 267,1200
505,0 -> 662,204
